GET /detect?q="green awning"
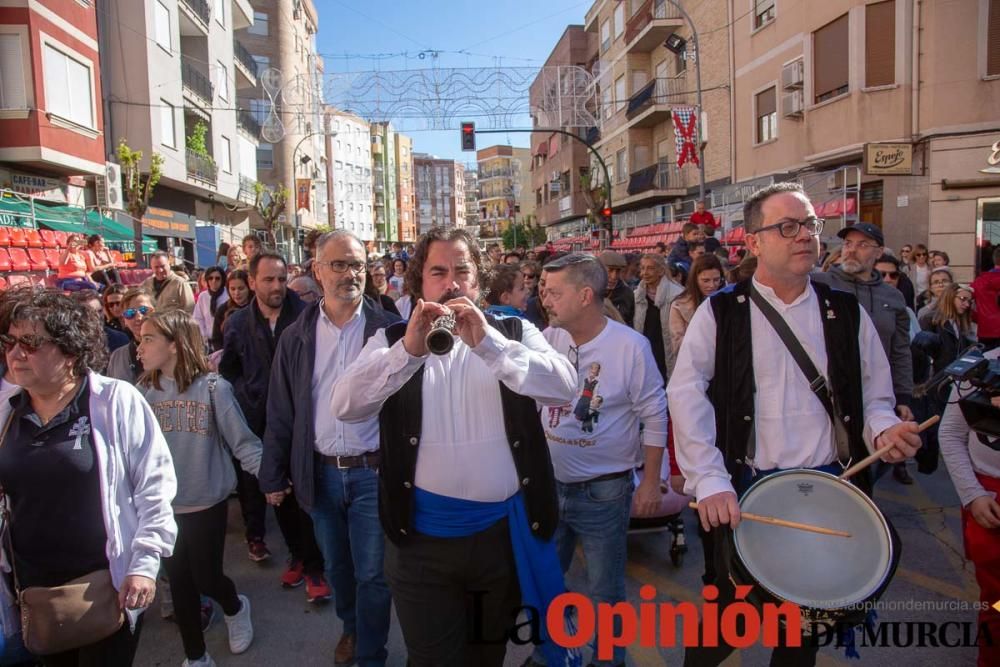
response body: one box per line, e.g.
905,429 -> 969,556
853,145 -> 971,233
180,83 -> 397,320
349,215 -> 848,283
0,197 -> 157,253
0,196 -> 40,228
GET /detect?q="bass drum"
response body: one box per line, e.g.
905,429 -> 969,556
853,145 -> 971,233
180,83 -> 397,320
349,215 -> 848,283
731,469 -> 899,627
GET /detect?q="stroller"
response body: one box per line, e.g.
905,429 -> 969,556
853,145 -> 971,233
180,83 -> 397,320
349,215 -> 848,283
628,456 -> 691,567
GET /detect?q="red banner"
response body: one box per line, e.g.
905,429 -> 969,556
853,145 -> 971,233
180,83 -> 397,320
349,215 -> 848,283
296,179 -> 311,211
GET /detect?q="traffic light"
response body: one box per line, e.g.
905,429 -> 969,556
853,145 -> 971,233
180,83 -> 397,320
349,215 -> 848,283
601,206 -> 612,220
461,122 -> 476,151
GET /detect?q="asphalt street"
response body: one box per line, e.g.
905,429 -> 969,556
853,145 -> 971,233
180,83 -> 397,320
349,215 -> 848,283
135,460 -> 984,666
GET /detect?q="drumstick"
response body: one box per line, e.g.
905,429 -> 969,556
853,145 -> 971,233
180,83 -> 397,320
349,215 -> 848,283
838,415 -> 940,482
686,502 -> 851,538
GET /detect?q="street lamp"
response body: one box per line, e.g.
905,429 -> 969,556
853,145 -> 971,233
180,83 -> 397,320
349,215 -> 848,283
291,130 -> 336,263
663,0 -> 706,203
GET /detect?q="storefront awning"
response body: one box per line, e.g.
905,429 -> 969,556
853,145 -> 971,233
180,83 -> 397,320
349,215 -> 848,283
0,195 -> 157,253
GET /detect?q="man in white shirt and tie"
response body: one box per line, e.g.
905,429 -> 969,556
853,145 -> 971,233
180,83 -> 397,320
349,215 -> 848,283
668,182 -> 921,667
330,227 -> 577,667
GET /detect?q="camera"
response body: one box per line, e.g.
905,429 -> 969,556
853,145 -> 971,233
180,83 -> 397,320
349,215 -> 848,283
942,347 -> 1000,451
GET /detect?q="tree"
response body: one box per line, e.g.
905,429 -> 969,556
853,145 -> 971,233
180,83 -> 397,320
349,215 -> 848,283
253,181 -> 290,250
579,170 -> 608,227
502,221 -> 546,251
117,139 -> 163,267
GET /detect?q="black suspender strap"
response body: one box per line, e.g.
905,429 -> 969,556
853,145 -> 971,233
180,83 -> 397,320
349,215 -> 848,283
748,285 -> 852,466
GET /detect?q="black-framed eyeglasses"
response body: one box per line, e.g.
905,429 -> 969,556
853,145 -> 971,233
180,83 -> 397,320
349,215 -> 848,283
318,260 -> 366,274
207,275 -> 223,282
123,305 -> 154,320
0,333 -> 53,355
752,217 -> 824,238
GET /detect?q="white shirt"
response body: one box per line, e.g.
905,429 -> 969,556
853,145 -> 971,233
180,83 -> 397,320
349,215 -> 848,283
193,289 -> 228,341
667,277 -> 899,501
331,318 -> 577,502
542,320 -> 668,483
313,300 -> 378,456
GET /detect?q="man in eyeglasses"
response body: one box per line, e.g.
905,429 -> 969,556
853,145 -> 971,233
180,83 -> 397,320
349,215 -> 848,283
261,231 -> 399,667
812,223 -> 916,484
669,183 -> 921,667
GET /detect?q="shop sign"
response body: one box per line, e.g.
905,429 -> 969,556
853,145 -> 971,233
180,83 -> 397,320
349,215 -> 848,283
982,139 -> 1000,175
864,143 -> 912,175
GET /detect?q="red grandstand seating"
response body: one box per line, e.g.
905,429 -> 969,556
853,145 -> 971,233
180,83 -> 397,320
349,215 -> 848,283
26,248 -> 49,272
25,229 -> 43,248
39,229 -> 59,248
8,228 -> 27,247
53,231 -> 68,248
0,276 -> 7,290
44,249 -> 61,269
43,275 -> 61,288
0,227 -> 9,247
7,248 -> 31,272
6,275 -> 29,288
0,248 -> 11,272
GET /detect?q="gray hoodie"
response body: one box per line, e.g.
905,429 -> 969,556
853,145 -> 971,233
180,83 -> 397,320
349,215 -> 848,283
811,266 -> 913,406
141,373 -> 262,512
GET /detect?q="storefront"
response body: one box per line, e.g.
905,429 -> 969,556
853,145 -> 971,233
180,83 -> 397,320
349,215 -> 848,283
137,206 -> 197,267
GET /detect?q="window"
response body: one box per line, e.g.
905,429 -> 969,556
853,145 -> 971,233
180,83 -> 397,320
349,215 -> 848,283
220,136 -> 231,173
601,19 -> 611,52
989,0 -> 1000,76
160,100 -> 175,148
252,54 -> 270,71
154,1 -> 171,51
613,3 -> 624,39
0,34 -> 27,109
257,143 -> 273,169
755,87 -> 777,143
754,0 -> 776,30
248,11 -> 269,36
615,75 -> 626,112
865,1 -> 895,87
214,0 -> 225,26
43,44 -> 93,127
216,61 -> 228,101
250,98 -> 267,123
615,149 -> 627,182
813,14 -> 850,103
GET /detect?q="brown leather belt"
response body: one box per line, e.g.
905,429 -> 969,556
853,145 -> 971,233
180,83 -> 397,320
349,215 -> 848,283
317,451 -> 380,469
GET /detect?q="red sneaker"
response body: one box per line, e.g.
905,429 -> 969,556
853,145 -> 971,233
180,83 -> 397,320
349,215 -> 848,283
280,559 -> 305,588
305,574 -> 332,603
247,539 -> 271,563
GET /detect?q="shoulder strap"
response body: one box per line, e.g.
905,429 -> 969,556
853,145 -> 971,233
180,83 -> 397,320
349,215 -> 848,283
748,284 -> 851,465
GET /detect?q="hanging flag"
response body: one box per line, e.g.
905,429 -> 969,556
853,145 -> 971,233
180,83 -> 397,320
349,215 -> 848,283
672,106 -> 700,168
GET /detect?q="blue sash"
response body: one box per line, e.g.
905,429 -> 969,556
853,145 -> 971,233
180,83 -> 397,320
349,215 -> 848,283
412,488 -> 581,667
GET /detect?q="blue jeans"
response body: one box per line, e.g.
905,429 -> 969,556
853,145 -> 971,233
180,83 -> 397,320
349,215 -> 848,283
533,473 -> 634,667
309,462 -> 391,667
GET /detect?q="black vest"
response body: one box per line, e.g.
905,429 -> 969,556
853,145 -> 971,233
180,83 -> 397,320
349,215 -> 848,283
708,279 -> 873,495
378,316 -> 559,545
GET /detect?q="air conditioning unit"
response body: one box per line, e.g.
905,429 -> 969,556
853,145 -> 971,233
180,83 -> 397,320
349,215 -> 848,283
781,60 -> 804,89
781,90 -> 804,118
827,169 -> 846,191
95,162 -> 123,210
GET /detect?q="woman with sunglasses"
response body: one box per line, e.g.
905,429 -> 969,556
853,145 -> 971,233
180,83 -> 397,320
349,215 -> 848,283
56,233 -> 101,292
103,284 -> 129,333
193,267 -> 228,343
210,270 -> 251,354
136,311 -> 258,666
107,288 -> 155,384
906,243 -> 931,295
0,287 -> 176,666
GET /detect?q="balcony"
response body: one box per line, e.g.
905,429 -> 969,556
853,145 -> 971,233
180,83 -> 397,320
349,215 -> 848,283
626,77 -> 686,128
237,109 -> 261,141
479,168 -> 515,181
620,159 -> 684,204
233,40 -> 258,88
238,175 -> 257,205
181,62 -> 214,110
585,126 -> 601,146
625,0 -> 684,53
178,0 -> 210,36
232,0 -> 253,29
186,148 -> 218,185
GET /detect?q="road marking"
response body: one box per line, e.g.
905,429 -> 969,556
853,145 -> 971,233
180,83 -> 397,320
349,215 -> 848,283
896,567 -> 975,602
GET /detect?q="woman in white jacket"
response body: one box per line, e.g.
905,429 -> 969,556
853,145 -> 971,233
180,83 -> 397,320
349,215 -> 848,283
192,267 -> 228,343
0,287 -> 177,666
633,253 -> 684,384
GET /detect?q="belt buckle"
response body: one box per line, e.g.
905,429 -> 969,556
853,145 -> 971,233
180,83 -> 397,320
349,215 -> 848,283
335,455 -> 351,470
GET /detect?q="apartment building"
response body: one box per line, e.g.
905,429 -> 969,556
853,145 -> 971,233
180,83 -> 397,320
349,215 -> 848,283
239,0 -> 325,259
583,0 -> 733,231
396,133 -> 416,243
324,107 -> 373,241
413,154 -> 466,233
464,167 -> 480,236
530,26 -> 597,237
477,145 -> 531,238
100,0 -> 260,263
728,0 -> 1000,278
370,121 -> 398,248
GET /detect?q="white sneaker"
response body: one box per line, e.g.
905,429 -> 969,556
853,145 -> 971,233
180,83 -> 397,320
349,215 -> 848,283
181,653 -> 216,667
224,594 -> 253,654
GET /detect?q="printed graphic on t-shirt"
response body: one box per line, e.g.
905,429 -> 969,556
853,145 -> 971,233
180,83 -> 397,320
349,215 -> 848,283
546,361 -> 603,446
152,400 -> 212,436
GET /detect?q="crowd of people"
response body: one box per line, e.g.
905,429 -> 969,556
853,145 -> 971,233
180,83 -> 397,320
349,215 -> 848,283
0,183 -> 996,667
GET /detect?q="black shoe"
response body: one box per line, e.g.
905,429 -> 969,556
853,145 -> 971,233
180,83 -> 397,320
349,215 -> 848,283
892,463 -> 914,485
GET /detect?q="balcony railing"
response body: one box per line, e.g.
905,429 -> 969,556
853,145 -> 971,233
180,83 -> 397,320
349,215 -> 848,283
627,77 -> 686,118
480,168 -> 515,180
186,148 -> 217,184
180,0 -> 211,27
233,39 -> 258,80
181,62 -> 214,105
626,160 -> 681,195
238,175 -> 257,204
626,0 -> 683,45
657,159 -> 681,190
237,109 -> 261,140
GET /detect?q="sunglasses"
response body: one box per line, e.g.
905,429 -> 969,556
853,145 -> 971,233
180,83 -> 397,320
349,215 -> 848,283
879,271 -> 899,279
914,252 -> 928,257
106,300 -> 124,308
208,275 -> 223,282
123,305 -> 154,320
522,273 -> 537,280
0,333 -> 53,355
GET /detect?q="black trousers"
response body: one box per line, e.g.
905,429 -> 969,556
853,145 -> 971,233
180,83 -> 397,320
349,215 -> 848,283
234,462 -> 323,574
41,616 -> 143,667
384,518 -> 521,667
162,501 -> 242,660
91,268 -> 122,287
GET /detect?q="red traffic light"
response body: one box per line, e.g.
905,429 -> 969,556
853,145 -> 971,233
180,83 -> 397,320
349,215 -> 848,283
602,207 -> 612,218
461,122 -> 476,151
462,123 -> 474,133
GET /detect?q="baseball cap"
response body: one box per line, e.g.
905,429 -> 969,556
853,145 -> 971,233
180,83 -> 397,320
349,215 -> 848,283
837,223 -> 884,247
598,250 -> 627,268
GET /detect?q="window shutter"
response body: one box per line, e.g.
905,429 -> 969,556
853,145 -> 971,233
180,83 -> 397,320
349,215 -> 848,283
989,0 -> 1000,76
865,1 -> 895,87
813,13 -> 850,102
0,34 -> 26,109
756,87 -> 776,117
